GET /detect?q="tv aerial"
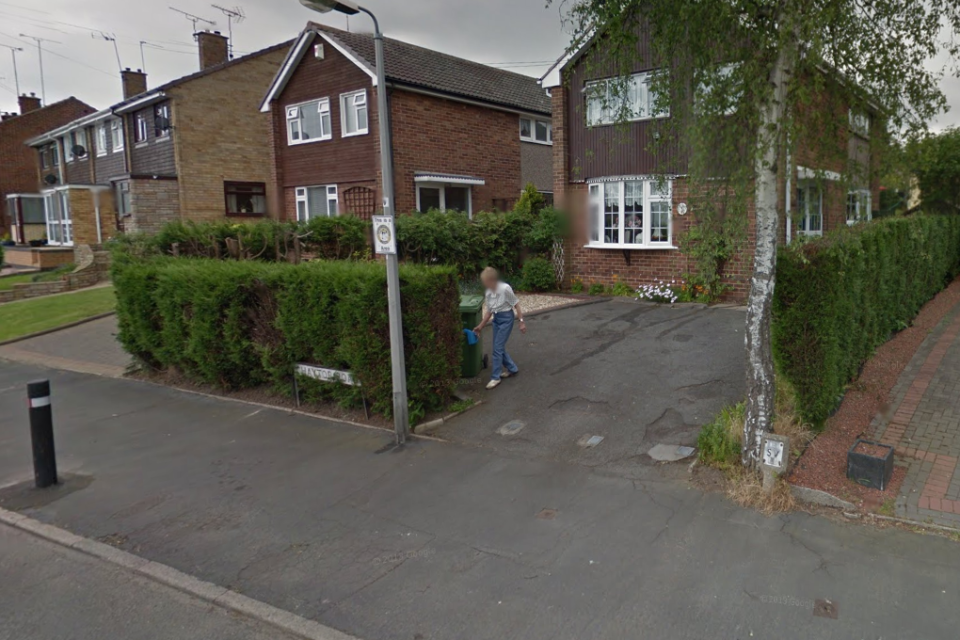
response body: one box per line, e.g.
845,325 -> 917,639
211,5 -> 245,58
169,6 -> 217,37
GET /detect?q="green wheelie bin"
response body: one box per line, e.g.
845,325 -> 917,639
460,294 -> 485,378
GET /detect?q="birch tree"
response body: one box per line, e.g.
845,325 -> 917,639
552,0 -> 960,465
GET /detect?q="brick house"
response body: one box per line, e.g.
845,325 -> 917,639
541,38 -> 879,300
1,95 -> 95,243
259,23 -> 552,221
22,32 -> 291,252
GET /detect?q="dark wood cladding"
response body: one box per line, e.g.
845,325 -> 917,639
565,34 -> 684,181
64,155 -> 91,184
95,144 -> 127,182
129,101 -> 176,177
273,40 -> 378,188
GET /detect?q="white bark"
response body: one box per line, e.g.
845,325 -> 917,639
743,45 -> 792,467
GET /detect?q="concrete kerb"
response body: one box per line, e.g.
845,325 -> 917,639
412,400 -> 484,436
0,506 -> 361,640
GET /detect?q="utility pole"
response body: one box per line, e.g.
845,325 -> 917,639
18,34 -> 59,104
0,44 -> 23,96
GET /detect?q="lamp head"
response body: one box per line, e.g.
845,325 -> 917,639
298,0 -> 360,15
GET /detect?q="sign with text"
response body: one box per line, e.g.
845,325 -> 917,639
372,215 -> 396,255
295,364 -> 358,387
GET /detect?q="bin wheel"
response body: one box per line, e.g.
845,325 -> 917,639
482,354 -> 489,370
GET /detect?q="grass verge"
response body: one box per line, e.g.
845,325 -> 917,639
696,379 -> 814,513
0,264 -> 75,292
0,286 -> 115,342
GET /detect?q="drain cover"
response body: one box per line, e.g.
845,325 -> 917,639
578,435 -> 604,448
813,599 -> 838,620
536,508 -> 558,520
498,420 -> 525,436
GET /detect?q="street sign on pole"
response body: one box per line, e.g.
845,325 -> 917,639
373,214 -> 396,255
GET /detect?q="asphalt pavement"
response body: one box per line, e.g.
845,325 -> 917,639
1,361 -> 959,640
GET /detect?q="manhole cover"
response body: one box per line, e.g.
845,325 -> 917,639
498,420 -> 525,436
578,435 -> 604,448
536,508 -> 558,520
813,599 -> 838,620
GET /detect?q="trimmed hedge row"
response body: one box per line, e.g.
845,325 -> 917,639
113,257 -> 461,421
774,215 -> 960,427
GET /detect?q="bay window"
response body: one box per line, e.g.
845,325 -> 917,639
797,184 -> 823,236
846,188 -> 872,225
586,71 -> 668,126
340,90 -> 368,137
286,98 -> 332,145
587,178 -> 673,248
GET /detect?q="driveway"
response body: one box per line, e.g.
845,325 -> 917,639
442,299 -> 746,475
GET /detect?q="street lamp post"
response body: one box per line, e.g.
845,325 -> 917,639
298,0 -> 409,444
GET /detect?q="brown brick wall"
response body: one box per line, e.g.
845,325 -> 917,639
171,46 -> 287,223
128,179 -> 180,234
67,187 -> 118,247
0,97 -> 95,235
390,90 -> 523,215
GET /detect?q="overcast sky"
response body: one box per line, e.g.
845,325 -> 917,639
1,0 -> 959,131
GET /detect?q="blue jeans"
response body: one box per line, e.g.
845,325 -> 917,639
491,311 -> 518,381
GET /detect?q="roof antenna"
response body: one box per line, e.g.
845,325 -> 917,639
169,6 -> 217,38
92,32 -> 123,73
211,5 -> 245,59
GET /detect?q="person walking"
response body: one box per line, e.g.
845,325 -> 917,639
473,267 -> 526,390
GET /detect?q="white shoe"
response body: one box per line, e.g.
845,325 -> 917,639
486,379 -> 501,390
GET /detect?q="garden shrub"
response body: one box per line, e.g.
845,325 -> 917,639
774,215 -> 960,428
521,257 -> 556,291
112,256 -> 461,420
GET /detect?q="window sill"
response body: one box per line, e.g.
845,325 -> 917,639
588,115 -> 669,128
585,243 -> 677,250
155,135 -> 171,143
342,130 -> 369,138
287,137 -> 332,146
520,137 -> 553,146
134,142 -> 148,148
226,212 -> 267,218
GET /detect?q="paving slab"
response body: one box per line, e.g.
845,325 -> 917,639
0,314 -> 130,376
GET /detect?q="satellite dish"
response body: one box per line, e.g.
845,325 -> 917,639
43,173 -> 58,185
72,145 -> 87,158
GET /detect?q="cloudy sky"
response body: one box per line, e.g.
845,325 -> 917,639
1,0 -> 959,130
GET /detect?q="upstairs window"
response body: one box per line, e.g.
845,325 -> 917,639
695,63 -> 741,116
154,103 -> 171,138
519,117 -> 552,144
110,118 -> 125,152
224,181 -> 267,217
849,109 -> 870,137
340,90 -> 369,137
587,179 -> 672,248
96,123 -> 108,156
586,71 -> 669,126
286,99 -> 332,145
134,113 -> 149,144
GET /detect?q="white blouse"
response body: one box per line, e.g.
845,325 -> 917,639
485,282 -> 519,314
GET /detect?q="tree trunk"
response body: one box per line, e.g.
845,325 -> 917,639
743,45 -> 792,467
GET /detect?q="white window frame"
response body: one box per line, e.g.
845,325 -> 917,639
134,113 -> 149,145
111,118 -> 124,152
63,135 -> 74,163
295,185 -> 338,221
286,98 -> 332,146
340,90 -> 369,137
416,182 -> 473,218
96,123 -> 108,156
586,71 -> 669,127
849,109 -> 870,138
586,178 -> 674,249
797,183 -> 824,237
846,188 -> 872,225
519,117 -> 552,145
43,189 -> 73,247
154,103 -> 171,140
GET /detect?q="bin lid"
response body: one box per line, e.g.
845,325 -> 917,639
459,294 -> 484,312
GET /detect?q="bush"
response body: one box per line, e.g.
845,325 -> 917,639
588,282 -> 606,295
112,257 -> 461,421
774,215 -> 960,427
521,257 -> 556,291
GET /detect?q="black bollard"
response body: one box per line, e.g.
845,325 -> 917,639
27,380 -> 57,488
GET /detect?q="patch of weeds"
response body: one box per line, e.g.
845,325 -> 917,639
570,278 -> 584,294
877,498 -> 896,517
610,281 -> 633,296
727,467 -> 797,515
449,398 -> 475,413
587,282 -> 606,296
697,403 -> 744,468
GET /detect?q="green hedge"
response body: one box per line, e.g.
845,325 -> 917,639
774,215 -> 960,427
113,257 -> 461,421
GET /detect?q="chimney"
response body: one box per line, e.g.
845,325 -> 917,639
121,68 -> 148,100
196,30 -> 229,70
18,93 -> 42,115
